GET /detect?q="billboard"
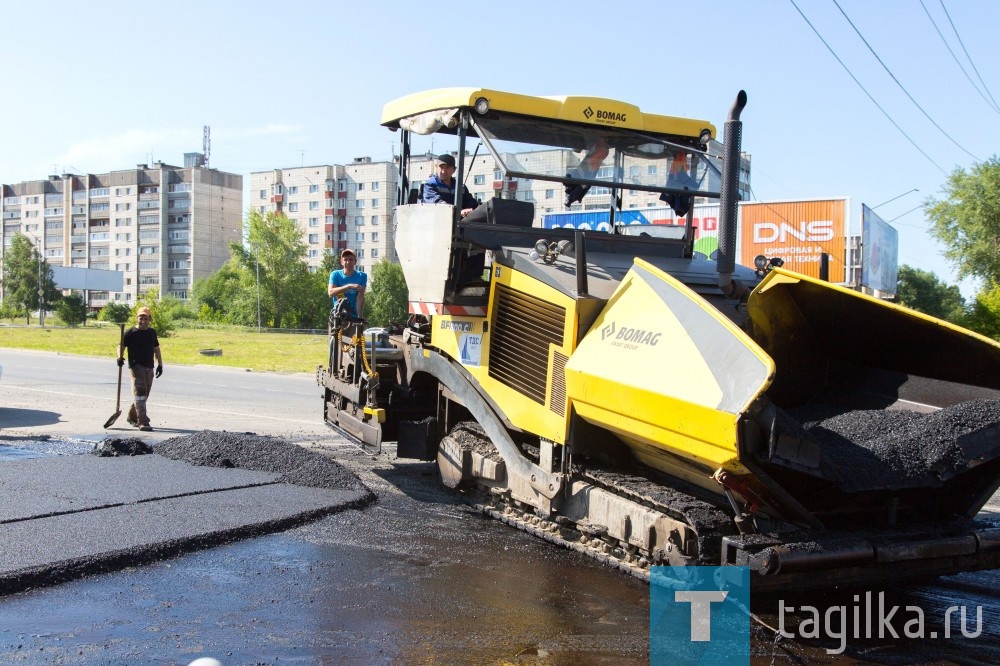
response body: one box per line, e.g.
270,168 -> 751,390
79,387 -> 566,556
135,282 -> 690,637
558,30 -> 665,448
860,204 -> 899,295
738,198 -> 848,283
51,266 -> 124,292
542,204 -> 723,258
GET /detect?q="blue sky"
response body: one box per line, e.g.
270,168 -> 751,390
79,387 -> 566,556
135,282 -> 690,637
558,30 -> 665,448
2,0 -> 997,296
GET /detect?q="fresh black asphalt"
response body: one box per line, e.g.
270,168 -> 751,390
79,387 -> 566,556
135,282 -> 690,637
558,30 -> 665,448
0,434 -> 375,595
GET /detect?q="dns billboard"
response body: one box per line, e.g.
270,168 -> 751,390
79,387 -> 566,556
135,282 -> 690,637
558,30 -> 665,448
739,198 -> 848,283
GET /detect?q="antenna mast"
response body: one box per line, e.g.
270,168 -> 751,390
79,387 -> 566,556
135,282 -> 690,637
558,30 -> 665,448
202,125 -> 211,168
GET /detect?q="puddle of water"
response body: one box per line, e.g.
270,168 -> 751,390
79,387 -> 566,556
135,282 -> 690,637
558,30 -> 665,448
0,438 -> 97,462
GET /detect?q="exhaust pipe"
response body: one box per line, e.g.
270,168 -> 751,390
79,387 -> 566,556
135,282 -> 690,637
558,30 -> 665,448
717,90 -> 748,300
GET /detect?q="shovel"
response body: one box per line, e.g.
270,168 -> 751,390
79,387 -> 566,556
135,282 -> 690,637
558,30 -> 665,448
103,323 -> 126,428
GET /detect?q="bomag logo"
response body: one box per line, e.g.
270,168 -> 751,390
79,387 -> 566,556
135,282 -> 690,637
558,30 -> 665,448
597,110 -> 627,122
601,321 -> 661,348
583,107 -> 626,123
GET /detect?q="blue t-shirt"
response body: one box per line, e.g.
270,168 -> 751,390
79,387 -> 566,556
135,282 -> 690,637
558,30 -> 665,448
329,269 -> 367,314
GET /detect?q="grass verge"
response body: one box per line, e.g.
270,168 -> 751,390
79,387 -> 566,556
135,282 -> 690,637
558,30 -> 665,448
0,324 -> 327,373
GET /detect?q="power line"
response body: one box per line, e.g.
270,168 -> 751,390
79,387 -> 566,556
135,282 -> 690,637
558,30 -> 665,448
788,0 -> 947,175
832,0 -> 980,162
939,0 -> 1000,113
919,0 -> 1000,114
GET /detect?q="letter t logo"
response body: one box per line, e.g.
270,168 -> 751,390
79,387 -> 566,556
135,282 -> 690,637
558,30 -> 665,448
675,590 -> 728,641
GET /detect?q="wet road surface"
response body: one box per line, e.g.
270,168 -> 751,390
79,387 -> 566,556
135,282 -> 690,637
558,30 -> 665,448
0,445 -> 652,665
2,350 -> 1000,664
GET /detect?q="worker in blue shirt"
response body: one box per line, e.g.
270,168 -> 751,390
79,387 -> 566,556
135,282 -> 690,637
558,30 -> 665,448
328,248 -> 367,318
422,154 -> 480,218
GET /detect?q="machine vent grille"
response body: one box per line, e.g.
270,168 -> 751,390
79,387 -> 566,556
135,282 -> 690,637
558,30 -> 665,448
550,350 -> 568,416
489,283 -> 565,405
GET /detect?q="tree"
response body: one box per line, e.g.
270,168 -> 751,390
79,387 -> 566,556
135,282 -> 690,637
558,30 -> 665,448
99,301 -> 133,324
925,156 -> 1000,284
366,259 -> 408,328
895,265 -> 966,322
962,283 -> 1000,341
135,288 -> 175,337
0,234 -> 59,324
56,294 -> 88,327
192,257 -> 251,324
232,210 -> 311,329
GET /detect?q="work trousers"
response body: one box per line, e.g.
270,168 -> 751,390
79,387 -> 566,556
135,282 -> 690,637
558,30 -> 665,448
127,365 -> 155,426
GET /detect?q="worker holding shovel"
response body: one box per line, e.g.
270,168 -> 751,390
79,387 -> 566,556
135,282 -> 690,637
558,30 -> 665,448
115,306 -> 163,432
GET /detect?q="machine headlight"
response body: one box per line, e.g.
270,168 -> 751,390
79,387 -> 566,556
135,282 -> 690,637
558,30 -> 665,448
474,97 -> 490,115
754,255 -> 768,271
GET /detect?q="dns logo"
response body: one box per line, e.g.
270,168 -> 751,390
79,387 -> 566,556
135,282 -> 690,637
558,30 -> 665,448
753,220 -> 834,243
601,321 -> 616,340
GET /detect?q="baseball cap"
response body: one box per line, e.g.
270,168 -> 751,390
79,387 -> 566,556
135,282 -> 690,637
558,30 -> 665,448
341,248 -> 356,258
435,154 -> 456,168
137,306 -> 152,317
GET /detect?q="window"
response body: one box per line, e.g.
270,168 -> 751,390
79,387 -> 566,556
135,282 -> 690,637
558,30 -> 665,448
309,184 -> 319,193
308,249 -> 318,258
354,216 -> 363,225
259,189 -> 266,199
287,186 -> 298,195
370,215 -> 379,225
308,234 -> 319,243
494,170 -> 502,180
370,232 -> 378,242
355,232 -> 364,242
309,201 -> 319,210
545,189 -> 554,199
629,165 -> 640,178
371,182 -> 379,191
114,203 -> 131,211
309,217 -> 319,227
474,175 -> 485,185
648,165 -> 658,175
288,202 -> 298,212
357,182 -> 364,191
356,199 -> 364,209
371,199 -> 378,207
338,179 -> 347,191
259,206 -> 267,213
325,215 -> 334,224
371,248 -> 379,258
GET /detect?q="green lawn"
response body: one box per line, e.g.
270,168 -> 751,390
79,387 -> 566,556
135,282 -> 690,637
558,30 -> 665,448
0,324 -> 328,373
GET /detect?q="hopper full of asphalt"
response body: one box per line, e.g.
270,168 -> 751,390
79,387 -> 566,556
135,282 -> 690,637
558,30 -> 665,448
0,431 -> 374,595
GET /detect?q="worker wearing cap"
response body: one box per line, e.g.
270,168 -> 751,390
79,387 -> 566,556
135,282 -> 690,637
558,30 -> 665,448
422,153 -> 480,219
117,306 -> 163,432
328,248 -> 367,319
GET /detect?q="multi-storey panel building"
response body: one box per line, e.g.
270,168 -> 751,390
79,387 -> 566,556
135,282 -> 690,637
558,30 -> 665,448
250,158 -> 396,275
1,159 -> 242,308
252,148 -> 750,276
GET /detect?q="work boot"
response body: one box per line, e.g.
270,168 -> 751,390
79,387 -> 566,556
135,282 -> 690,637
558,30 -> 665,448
139,425 -> 153,432
127,417 -> 139,427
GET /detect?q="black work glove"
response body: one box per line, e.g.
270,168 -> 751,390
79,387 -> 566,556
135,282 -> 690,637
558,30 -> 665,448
117,357 -> 125,367
155,365 -> 163,378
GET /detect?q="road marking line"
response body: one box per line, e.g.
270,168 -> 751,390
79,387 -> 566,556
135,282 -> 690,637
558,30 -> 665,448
3,386 -> 319,424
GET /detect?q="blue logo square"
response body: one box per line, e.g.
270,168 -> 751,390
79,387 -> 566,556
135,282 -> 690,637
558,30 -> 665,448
650,566 -> 750,666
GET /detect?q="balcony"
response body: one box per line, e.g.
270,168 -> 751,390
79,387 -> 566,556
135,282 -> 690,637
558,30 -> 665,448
139,193 -> 159,201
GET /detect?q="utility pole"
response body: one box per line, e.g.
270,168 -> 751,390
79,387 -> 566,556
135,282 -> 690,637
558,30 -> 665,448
255,246 -> 261,332
25,230 -> 44,326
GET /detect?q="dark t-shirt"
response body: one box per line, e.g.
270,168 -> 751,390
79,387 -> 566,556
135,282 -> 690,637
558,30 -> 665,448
123,327 -> 160,367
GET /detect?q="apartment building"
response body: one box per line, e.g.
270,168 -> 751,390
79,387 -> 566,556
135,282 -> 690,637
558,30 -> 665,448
250,158 -> 396,275
0,158 -> 242,307
252,147 -> 751,275
406,146 -> 751,218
